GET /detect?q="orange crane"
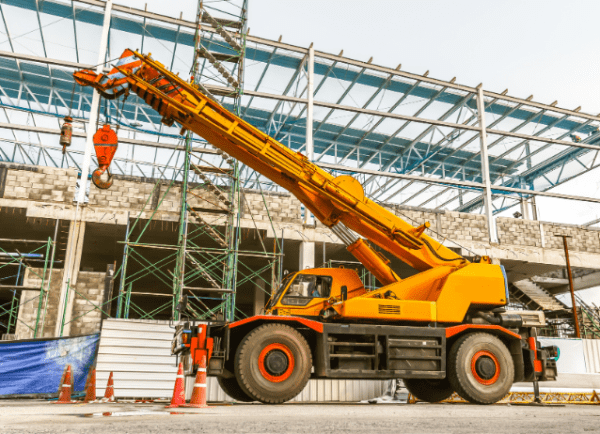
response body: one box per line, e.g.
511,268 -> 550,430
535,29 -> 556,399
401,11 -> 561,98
74,50 -> 558,405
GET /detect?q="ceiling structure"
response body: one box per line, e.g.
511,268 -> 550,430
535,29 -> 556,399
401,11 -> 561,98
1,0 -> 600,219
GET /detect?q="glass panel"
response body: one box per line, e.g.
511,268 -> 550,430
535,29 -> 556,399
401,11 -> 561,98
286,275 -> 332,298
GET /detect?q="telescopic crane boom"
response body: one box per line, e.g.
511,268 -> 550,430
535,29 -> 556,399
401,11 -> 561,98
74,50 -> 467,283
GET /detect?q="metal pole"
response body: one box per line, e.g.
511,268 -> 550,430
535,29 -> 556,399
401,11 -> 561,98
560,235 -> 581,338
475,85 -> 498,243
77,0 -> 113,204
59,279 -> 70,337
39,219 -> 59,337
116,212 -> 130,319
124,282 -> 132,319
279,228 -> 285,281
306,44 -> 314,161
33,238 -> 51,338
304,44 -> 314,227
173,133 -> 191,321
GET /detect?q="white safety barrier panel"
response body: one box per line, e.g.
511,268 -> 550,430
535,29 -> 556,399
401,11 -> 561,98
583,339 -> 600,373
97,319 -> 385,401
96,319 -> 178,398
539,337 -> 587,374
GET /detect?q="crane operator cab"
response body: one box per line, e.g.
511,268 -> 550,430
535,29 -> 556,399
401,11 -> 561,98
266,268 -> 367,319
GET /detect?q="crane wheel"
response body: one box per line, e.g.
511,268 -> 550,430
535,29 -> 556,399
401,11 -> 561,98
217,376 -> 255,402
234,323 -> 312,404
447,332 -> 514,405
403,378 -> 454,403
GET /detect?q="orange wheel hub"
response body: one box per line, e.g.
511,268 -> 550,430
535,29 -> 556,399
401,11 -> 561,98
471,350 -> 500,385
258,343 -> 294,383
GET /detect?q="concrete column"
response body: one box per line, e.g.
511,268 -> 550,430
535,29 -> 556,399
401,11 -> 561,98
299,241 -> 315,270
530,196 -> 539,220
253,277 -> 266,316
55,221 -> 86,337
520,197 -> 531,220
475,85 -> 498,243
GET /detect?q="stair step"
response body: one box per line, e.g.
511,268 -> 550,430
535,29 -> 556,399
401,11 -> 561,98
512,278 -> 568,311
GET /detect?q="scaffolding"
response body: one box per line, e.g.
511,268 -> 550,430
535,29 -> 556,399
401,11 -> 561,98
0,231 -> 56,339
108,0 -> 281,324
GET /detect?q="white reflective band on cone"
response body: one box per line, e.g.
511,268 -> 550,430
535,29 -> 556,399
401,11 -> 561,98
194,384 -> 207,388
197,368 -> 207,372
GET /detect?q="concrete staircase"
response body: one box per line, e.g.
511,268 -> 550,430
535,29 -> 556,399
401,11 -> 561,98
511,279 -> 568,311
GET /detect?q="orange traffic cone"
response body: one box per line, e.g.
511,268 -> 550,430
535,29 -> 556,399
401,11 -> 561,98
166,362 -> 186,408
100,372 -> 116,403
182,355 -> 211,408
84,369 -> 97,403
54,365 -> 78,404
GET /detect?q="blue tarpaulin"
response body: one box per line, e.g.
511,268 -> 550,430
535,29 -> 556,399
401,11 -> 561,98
0,334 -> 99,396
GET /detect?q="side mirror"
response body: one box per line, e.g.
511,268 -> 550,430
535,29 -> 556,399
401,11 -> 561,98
176,295 -> 188,313
341,286 -> 347,301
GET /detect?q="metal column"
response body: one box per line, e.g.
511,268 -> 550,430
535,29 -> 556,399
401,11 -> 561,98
303,44 -> 315,227
476,85 -> 498,243
56,0 -> 113,336
306,45 -> 314,161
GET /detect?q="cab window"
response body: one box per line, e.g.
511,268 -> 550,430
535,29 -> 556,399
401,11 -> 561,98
282,274 -> 332,306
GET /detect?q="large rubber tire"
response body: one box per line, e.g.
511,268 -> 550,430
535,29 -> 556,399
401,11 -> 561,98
217,376 -> 254,402
447,333 -> 514,405
235,323 -> 312,404
404,378 -> 454,403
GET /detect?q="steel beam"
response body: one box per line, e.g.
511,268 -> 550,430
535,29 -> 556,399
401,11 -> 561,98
476,86 -> 497,243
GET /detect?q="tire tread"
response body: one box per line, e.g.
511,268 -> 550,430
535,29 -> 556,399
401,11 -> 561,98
235,323 -> 312,404
447,332 -> 513,405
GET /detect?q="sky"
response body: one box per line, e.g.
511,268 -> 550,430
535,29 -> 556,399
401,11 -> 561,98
120,0 -> 600,225
131,0 -> 600,114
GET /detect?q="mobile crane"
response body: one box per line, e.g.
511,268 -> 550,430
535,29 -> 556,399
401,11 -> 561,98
74,49 -> 558,405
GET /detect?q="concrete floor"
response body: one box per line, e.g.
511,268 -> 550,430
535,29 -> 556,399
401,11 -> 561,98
2,400 -> 600,433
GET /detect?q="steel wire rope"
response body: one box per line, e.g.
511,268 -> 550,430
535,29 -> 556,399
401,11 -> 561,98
0,1 -> 98,50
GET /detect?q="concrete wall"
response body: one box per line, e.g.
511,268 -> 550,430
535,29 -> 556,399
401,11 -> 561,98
88,177 -> 160,210
15,268 -> 106,339
3,162 -> 599,255
496,217 -> 600,253
1,163 -> 77,203
15,268 -> 61,339
241,190 -> 303,225
497,217 -> 543,247
542,222 -> 600,253
69,271 -> 108,336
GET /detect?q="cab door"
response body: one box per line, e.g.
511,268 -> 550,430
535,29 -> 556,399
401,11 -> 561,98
276,274 -> 333,317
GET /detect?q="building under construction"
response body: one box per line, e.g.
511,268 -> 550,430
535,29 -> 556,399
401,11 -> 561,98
1,0 -> 600,400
